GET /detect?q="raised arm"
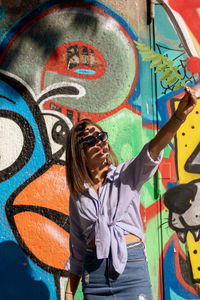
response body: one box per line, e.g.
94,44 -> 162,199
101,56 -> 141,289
149,87 -> 197,160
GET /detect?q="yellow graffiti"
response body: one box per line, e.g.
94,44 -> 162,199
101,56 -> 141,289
173,97 -> 200,281
186,231 -> 200,281
174,98 -> 200,183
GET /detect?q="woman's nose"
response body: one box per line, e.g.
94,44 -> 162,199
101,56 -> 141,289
97,138 -> 105,146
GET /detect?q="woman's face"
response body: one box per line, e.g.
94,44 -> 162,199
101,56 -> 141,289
82,125 -> 109,169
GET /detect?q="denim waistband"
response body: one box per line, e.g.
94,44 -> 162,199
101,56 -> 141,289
86,241 -> 144,252
127,241 -> 144,249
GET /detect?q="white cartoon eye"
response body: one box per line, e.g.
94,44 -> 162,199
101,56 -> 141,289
0,111 -> 35,182
0,117 -> 23,170
42,110 -> 72,162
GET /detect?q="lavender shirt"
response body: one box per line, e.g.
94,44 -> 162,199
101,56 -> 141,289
65,142 -> 163,275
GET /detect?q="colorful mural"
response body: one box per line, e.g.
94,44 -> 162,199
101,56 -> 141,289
154,1 -> 200,299
0,1 -> 140,299
0,0 -> 200,300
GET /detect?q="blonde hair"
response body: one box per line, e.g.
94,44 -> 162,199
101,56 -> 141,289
66,119 -> 118,194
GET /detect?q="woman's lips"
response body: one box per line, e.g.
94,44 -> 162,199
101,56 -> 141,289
97,146 -> 108,153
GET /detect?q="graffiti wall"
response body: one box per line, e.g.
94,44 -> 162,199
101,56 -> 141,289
0,1 -> 142,299
153,1 -> 200,299
0,0 -> 199,299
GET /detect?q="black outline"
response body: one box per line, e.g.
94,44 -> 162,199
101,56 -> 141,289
0,110 -> 35,182
0,94 -> 16,104
0,71 -> 52,161
5,161 -> 69,276
185,142 -> 200,174
43,112 -> 70,161
37,86 -> 79,104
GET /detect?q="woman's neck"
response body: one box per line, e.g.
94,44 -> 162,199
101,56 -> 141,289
89,162 -> 109,187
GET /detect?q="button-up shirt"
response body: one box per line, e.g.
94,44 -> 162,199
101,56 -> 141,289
65,141 -> 163,275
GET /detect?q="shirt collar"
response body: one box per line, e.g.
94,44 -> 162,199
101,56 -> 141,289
83,164 -> 116,191
105,164 -> 116,182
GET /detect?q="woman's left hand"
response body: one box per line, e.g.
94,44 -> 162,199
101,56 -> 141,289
149,86 -> 197,160
175,86 -> 197,121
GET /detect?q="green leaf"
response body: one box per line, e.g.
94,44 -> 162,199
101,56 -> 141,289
139,51 -> 153,56
136,46 -> 150,52
134,40 -> 148,48
134,39 -> 142,45
161,56 -> 168,62
166,60 -> 174,67
171,66 -> 179,73
142,53 -> 158,61
173,82 -> 182,91
176,73 -> 182,80
155,64 -> 167,73
181,81 -> 187,87
164,75 -> 177,85
136,44 -> 149,49
158,69 -> 173,81
150,57 -> 162,68
134,38 -> 188,90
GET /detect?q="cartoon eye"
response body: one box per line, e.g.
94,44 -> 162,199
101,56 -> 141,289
42,111 -> 72,162
0,110 -> 35,182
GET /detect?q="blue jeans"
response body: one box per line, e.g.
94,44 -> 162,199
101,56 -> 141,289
82,242 -> 153,300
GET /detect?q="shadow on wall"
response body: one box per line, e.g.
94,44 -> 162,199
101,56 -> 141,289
0,241 -> 49,300
1,0 -> 98,70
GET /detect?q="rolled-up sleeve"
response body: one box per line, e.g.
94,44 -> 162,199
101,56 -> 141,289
65,195 -> 87,276
121,141 -> 163,191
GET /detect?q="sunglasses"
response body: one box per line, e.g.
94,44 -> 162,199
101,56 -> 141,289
81,131 -> 108,147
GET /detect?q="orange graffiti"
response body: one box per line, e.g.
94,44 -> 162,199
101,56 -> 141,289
13,164 -> 69,215
11,164 -> 70,271
14,212 -> 69,270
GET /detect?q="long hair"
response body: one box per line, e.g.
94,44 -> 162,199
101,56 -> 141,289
66,119 -> 118,195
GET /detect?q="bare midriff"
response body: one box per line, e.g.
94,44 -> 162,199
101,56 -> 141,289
88,233 -> 141,248
124,233 -> 141,244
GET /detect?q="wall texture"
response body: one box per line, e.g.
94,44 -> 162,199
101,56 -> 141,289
0,1 -> 199,300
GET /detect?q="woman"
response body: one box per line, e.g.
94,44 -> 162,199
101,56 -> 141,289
65,87 -> 196,300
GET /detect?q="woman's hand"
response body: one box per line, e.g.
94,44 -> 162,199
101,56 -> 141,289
149,86 -> 197,160
175,86 -> 197,121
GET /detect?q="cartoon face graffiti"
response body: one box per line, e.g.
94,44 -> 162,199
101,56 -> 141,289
0,2 -> 139,119
164,181 -> 200,242
0,70 -> 72,278
164,180 -> 200,281
0,1 -> 140,300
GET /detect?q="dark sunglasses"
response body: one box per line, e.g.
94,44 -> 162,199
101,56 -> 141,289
81,131 -> 108,147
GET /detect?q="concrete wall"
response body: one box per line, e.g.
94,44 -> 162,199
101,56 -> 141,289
0,1 -> 199,299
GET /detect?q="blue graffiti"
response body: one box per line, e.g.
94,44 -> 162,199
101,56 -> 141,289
163,239 -> 199,299
0,71 -> 56,299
